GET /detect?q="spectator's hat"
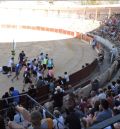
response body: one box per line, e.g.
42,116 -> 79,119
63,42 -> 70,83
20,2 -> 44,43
98,88 -> 103,93
53,110 -> 60,117
55,86 -> 62,92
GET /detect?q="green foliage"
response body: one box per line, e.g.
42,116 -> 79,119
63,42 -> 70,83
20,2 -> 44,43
81,0 -> 99,5
81,0 -> 120,5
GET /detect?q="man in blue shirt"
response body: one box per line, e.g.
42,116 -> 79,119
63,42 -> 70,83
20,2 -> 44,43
9,87 -> 20,104
11,63 -> 20,81
93,99 -> 112,124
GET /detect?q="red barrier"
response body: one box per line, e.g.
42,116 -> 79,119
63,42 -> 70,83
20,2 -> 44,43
49,28 -> 54,32
45,27 -> 49,31
54,28 -> 57,33
75,32 -> 81,39
70,31 -> 74,36
0,24 -> 95,43
63,30 -> 66,34
59,29 -> 62,33
40,27 -> 45,31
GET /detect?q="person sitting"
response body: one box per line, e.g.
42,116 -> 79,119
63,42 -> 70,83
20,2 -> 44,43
98,88 -> 106,100
92,99 -> 112,124
8,105 -> 54,129
53,110 -> 65,129
65,105 -> 82,129
13,110 -> 24,125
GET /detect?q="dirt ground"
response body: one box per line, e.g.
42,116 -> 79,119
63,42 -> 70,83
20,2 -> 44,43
0,34 -> 97,97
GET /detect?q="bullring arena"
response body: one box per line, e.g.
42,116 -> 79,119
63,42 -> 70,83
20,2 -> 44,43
0,1 -> 100,96
0,1 -> 120,129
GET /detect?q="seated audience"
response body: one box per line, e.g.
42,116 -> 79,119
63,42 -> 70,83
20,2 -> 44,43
53,110 -> 65,129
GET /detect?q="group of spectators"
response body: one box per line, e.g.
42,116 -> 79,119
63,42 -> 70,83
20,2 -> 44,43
1,77 -> 120,129
90,14 -> 120,64
96,14 -> 120,43
1,68 -> 120,129
81,79 -> 120,129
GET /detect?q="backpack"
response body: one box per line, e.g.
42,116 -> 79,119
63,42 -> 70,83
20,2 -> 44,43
46,118 -> 54,129
42,118 -> 54,129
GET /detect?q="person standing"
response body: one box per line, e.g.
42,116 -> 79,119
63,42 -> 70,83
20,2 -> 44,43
47,58 -> 54,70
53,110 -> 65,129
9,87 -> 20,104
91,37 -> 97,49
110,46 -> 118,63
11,63 -> 20,81
52,86 -> 64,109
64,72 -> 69,84
23,68 -> 32,91
7,57 -> 14,77
18,51 -> 26,66
42,57 -> 48,70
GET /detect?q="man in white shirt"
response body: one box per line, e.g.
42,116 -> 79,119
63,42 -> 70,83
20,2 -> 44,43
14,112 -> 24,125
98,88 -> 106,100
53,110 -> 65,129
64,72 -> 70,84
7,57 -> 14,77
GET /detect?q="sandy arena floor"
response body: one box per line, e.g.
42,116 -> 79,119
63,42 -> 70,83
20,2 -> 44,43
0,31 -> 97,97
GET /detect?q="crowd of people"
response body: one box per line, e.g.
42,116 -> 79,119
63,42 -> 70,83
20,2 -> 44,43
0,49 -> 71,129
90,14 -> 120,64
93,14 -> 120,44
4,50 -> 70,91
0,14 -> 120,129
1,78 -> 120,129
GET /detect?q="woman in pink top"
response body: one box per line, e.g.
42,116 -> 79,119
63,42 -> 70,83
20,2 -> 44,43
48,69 -> 54,79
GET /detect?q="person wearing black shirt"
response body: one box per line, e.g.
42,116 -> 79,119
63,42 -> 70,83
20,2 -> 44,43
28,85 -> 36,99
23,68 -> 32,91
19,51 -> 26,66
65,106 -> 81,129
52,86 -> 64,109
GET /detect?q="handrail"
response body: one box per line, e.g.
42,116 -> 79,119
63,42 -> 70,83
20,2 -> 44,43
2,90 -> 120,129
87,114 -> 120,129
0,94 -> 67,128
0,93 -> 26,101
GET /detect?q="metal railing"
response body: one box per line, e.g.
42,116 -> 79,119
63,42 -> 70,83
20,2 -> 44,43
87,113 -> 120,129
0,94 -> 67,128
1,93 -> 120,129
